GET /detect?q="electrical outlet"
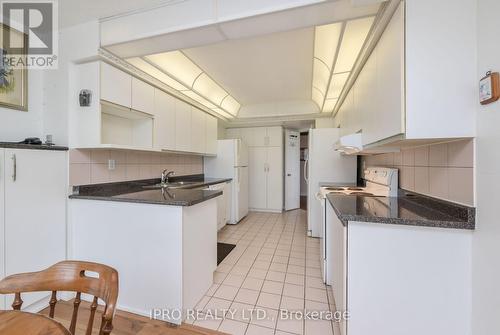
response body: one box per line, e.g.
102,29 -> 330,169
108,159 -> 116,170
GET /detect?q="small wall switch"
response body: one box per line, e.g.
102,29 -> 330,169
108,159 -> 116,170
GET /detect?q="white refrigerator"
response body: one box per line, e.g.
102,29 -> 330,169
306,128 -> 357,237
204,139 -> 249,224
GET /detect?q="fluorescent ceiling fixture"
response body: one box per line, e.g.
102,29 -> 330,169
221,95 -> 241,116
146,51 -> 202,87
312,16 -> 375,113
314,23 -> 342,70
322,98 -> 338,113
193,73 -> 227,105
182,90 -> 218,109
327,72 -> 350,99
127,50 -> 241,119
126,57 -> 188,91
312,87 -> 324,110
334,17 -> 375,74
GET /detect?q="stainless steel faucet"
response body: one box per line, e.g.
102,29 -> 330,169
161,170 -> 175,184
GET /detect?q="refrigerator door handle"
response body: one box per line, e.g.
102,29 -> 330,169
304,159 -> 309,184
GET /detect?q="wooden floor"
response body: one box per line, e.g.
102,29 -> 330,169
39,300 -> 226,335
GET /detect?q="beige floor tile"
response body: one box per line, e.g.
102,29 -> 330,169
287,265 -> 306,275
261,280 -> 284,295
214,284 -> 239,301
273,255 -> 289,264
205,284 -> 220,297
193,317 -> 222,331
280,296 -> 305,311
305,287 -> 328,304
269,262 -> 288,272
253,260 -> 271,270
241,277 -> 264,291
235,288 -> 260,305
285,273 -> 305,286
283,283 -> 305,299
228,302 -> 255,323
248,268 -> 268,280
249,307 -> 278,329
305,276 -> 326,289
218,319 -> 249,335
223,274 -> 246,288
203,297 -> 232,315
304,319 -> 333,335
276,318 -> 304,335
245,324 -> 275,335
256,292 -> 281,309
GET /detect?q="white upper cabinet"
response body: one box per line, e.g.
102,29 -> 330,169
191,107 -> 206,154
175,100 -> 192,152
205,114 -> 218,155
132,77 -> 155,113
154,89 -> 176,151
267,127 -> 283,147
252,128 -> 268,147
100,62 -> 131,107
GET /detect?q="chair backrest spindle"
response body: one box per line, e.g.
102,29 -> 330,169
49,290 -> 58,318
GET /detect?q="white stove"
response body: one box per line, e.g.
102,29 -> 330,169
318,167 -> 399,199
318,167 -> 398,285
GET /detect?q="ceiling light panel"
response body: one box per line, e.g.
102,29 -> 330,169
334,16 -> 375,74
322,98 -> 338,113
312,87 -> 324,110
182,90 -> 218,109
221,95 -> 241,116
212,108 -> 234,119
146,51 -> 202,88
327,72 -> 350,99
312,59 -> 331,96
193,73 -> 228,106
314,22 -> 343,70
126,57 -> 188,91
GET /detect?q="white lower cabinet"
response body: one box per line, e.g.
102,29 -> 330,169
248,146 -> 283,212
0,148 -> 67,311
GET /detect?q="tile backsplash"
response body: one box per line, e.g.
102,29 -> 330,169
363,139 -> 474,206
69,149 -> 203,186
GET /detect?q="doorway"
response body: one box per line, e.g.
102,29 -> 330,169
300,132 -> 309,210
284,129 -> 300,210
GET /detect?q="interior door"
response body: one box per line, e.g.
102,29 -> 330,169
0,149 -> 5,309
266,146 -> 283,211
248,147 -> 267,209
285,130 -> 300,210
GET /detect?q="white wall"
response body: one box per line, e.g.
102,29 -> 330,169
472,0 -> 500,333
0,70 -> 44,142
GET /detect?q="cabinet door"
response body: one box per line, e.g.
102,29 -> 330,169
266,146 -> 283,211
248,147 -> 267,210
191,108 -> 206,154
0,149 -> 5,309
4,149 -> 67,308
267,127 -> 283,147
239,128 -> 254,147
205,114 -> 218,155
175,100 -> 192,152
252,128 -> 267,147
131,77 -> 154,114
100,62 -> 131,107
375,2 -> 404,142
153,89 -> 176,151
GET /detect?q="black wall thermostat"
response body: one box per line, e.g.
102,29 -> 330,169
79,89 -> 92,107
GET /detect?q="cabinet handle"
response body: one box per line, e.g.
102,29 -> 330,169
11,154 -> 16,182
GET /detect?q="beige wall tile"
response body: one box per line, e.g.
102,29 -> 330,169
126,164 -> 140,180
109,165 -> 127,183
402,149 -> 415,166
393,151 -> 403,166
414,167 -> 430,195
139,165 -> 152,179
91,164 -> 109,183
69,163 -> 91,185
448,139 -> 474,168
448,168 -> 474,206
429,167 -> 449,199
110,150 -> 127,164
138,152 -> 152,164
429,143 -> 448,167
414,146 -> 429,167
91,150 -> 110,164
401,166 -> 415,191
126,151 -> 139,164
69,149 -> 91,164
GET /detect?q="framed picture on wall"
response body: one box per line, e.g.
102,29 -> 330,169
0,23 -> 28,111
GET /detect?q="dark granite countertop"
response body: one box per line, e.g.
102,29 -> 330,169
69,175 -> 232,207
0,142 -> 68,151
326,190 -> 475,230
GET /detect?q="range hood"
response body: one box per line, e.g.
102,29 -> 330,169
334,133 -> 363,154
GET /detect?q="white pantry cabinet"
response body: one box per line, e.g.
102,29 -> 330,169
0,148 -> 67,311
226,126 -> 283,148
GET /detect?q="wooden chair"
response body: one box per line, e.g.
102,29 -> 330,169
0,261 -> 119,335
